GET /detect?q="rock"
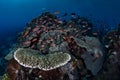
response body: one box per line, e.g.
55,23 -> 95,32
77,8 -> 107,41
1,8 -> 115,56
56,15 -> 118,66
4,52 -> 13,61
81,51 -> 104,75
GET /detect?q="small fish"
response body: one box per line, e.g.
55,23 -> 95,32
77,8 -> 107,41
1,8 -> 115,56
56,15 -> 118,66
57,20 -> 63,24
63,36 -> 67,41
88,27 -> 91,30
25,40 -> 31,45
23,30 -> 29,37
33,27 -> 39,32
69,35 -> 73,39
68,25 -> 72,28
45,30 -> 48,32
59,30 -> 63,33
92,32 -> 98,36
66,38 -> 71,43
46,40 -> 50,43
42,20 -> 47,24
75,34 -> 79,37
43,26 -> 47,31
71,13 -> 76,16
51,43 -> 56,47
30,45 -> 35,49
32,38 -> 37,42
71,13 -> 76,18
54,11 -> 60,15
36,30 -> 41,34
105,45 -> 109,48
41,44 -> 45,48
62,13 -> 67,17
50,37 -> 54,41
81,29 -> 88,33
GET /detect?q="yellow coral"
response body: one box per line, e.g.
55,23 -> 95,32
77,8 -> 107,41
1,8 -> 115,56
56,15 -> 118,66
2,74 -> 10,80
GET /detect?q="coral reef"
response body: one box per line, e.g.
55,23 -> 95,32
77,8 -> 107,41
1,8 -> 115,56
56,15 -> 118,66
4,12 -> 120,80
98,25 -> 120,80
88,24 -> 120,80
104,25 -> 120,66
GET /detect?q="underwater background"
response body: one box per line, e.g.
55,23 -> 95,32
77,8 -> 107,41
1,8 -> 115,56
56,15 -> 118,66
0,0 -> 120,45
0,0 -> 120,80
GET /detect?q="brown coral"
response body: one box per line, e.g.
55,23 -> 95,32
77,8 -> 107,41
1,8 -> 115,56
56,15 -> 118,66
38,69 -> 62,80
7,58 -> 26,80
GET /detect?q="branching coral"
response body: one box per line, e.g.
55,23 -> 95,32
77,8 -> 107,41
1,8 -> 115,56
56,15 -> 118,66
14,48 -> 71,71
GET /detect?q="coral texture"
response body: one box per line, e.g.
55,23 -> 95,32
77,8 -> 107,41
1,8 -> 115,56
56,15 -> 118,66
14,48 -> 71,70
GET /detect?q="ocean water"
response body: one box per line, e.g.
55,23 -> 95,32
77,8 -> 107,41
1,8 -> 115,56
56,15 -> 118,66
0,0 -> 120,78
0,0 -> 120,45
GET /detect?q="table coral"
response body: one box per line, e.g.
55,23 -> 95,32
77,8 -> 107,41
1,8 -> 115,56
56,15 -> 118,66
14,48 -> 71,71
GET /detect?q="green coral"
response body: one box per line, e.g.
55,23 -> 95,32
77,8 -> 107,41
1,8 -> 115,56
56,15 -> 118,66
2,74 -> 10,80
14,48 -> 71,70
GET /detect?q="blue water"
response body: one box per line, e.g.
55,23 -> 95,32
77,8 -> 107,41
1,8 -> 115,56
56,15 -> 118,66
0,0 -> 120,48
0,0 -> 120,77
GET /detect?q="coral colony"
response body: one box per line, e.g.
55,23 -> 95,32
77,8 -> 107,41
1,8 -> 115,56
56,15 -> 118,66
2,12 -> 120,80
14,48 -> 71,71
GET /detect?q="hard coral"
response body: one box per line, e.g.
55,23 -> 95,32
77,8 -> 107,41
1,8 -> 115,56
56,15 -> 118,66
14,48 -> 71,71
7,58 -> 26,80
38,69 -> 62,80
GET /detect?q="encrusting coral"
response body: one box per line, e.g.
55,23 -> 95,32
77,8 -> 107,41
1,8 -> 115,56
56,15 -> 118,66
14,48 -> 71,71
